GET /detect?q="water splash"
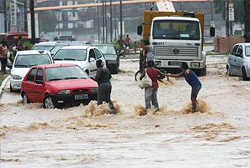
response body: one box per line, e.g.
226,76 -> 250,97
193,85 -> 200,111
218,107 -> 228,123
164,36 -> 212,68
83,100 -> 122,116
181,99 -> 210,114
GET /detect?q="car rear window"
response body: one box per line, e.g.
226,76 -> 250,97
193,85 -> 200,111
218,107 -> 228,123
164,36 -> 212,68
46,66 -> 89,82
97,46 -> 116,55
32,45 -> 54,51
53,49 -> 87,61
246,46 -> 250,56
14,54 -> 52,68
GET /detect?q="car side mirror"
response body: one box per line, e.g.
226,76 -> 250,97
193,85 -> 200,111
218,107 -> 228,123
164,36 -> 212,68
36,79 -> 43,84
210,26 -> 215,37
137,25 -> 143,35
89,57 -> 95,62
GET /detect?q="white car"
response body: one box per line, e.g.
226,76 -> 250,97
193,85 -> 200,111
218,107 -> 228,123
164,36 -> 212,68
227,43 -> 250,80
9,50 -> 53,91
53,46 -> 106,78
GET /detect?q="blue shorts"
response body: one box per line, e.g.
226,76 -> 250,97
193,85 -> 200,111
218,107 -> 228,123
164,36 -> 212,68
191,84 -> 202,98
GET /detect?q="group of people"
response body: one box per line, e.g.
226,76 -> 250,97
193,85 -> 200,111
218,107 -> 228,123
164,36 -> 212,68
0,36 -> 28,74
140,45 -> 202,113
116,34 -> 132,55
94,44 -> 202,114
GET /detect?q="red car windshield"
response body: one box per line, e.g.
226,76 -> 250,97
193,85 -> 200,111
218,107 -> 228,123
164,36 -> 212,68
46,66 -> 89,81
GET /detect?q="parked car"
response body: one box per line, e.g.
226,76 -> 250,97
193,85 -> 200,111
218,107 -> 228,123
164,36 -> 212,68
53,46 -> 106,78
9,50 -> 53,92
21,64 -> 98,108
94,44 -> 120,74
227,43 -> 250,80
32,41 -> 84,57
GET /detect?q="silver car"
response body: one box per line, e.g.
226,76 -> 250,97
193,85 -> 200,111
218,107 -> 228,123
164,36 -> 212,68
227,43 -> 250,80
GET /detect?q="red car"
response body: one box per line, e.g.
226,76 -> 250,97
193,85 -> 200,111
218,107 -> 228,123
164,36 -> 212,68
21,64 -> 98,108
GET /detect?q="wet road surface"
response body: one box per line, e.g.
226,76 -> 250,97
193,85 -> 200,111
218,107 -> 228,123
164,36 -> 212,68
1,54 -> 250,168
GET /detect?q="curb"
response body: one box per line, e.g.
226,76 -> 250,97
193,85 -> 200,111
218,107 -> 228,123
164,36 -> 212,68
0,75 -> 10,97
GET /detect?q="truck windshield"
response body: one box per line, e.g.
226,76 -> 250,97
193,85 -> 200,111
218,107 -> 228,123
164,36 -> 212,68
152,20 -> 200,40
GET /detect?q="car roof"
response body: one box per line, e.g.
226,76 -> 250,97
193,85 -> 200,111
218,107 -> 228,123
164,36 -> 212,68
35,63 -> 77,69
93,44 -> 114,47
153,16 -> 199,22
34,41 -> 72,46
60,45 -> 91,50
235,43 -> 250,47
17,50 -> 50,55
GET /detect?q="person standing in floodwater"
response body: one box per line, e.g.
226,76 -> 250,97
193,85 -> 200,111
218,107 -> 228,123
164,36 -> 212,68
167,62 -> 202,113
95,59 -> 116,113
140,60 -> 165,112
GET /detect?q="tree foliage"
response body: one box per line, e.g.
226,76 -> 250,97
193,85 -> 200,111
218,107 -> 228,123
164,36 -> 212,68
213,0 -> 244,24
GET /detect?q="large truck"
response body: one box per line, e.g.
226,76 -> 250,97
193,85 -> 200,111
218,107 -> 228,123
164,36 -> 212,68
137,11 -> 215,75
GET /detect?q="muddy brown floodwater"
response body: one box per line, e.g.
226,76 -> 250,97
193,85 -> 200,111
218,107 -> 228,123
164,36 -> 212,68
1,55 -> 250,168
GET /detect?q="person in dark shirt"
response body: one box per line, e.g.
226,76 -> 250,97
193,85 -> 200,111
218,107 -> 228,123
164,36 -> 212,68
167,62 -> 202,113
95,59 -> 116,113
140,60 -> 165,112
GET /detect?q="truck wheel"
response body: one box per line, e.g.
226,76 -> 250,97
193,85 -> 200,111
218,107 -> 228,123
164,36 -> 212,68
199,68 -> 206,76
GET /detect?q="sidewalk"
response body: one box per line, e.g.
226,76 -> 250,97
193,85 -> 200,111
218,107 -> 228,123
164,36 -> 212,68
0,74 -> 10,97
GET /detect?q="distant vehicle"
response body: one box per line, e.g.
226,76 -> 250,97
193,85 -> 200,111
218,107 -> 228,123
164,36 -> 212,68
32,41 -> 69,56
21,64 -> 98,108
0,32 -> 48,46
53,46 -> 106,78
94,44 -> 120,74
9,50 -> 53,92
227,43 -> 250,80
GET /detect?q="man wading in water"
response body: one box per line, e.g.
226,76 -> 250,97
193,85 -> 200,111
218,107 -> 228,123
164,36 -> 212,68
140,60 -> 165,112
95,59 -> 116,114
167,62 -> 202,113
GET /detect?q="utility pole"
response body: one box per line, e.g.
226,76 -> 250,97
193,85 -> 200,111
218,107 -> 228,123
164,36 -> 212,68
24,0 -> 28,32
245,0 -> 250,42
226,0 -> 230,37
105,0 -> 107,43
97,0 -> 100,43
119,0 -> 123,38
4,0 -> 7,32
102,0 -> 104,43
114,5 -> 117,40
30,0 -> 36,44
110,0 -> 112,42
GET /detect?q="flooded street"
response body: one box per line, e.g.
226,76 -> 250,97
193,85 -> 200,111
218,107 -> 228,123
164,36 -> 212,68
1,55 -> 250,168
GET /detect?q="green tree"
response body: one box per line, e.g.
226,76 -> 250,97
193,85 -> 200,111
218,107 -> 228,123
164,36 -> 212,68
213,0 -> 244,24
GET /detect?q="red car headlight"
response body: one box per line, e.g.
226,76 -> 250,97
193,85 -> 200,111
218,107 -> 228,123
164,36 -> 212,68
57,90 -> 71,95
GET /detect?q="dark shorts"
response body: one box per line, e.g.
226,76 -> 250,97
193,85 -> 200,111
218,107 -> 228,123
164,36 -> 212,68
191,84 -> 202,98
0,58 -> 7,65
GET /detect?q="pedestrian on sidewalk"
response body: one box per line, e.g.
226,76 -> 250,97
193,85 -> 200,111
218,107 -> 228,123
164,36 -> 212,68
166,62 -> 202,113
95,59 -> 116,113
0,41 -> 8,74
140,60 -> 165,112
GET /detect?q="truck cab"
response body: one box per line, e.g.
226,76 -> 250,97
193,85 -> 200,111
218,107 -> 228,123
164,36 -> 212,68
151,16 -> 206,72
138,10 -> 212,75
